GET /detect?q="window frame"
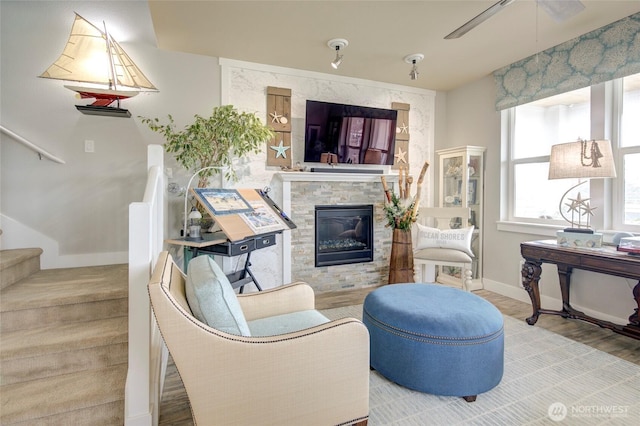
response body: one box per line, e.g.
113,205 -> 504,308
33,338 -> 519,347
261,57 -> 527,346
613,77 -> 640,231
501,76 -> 640,235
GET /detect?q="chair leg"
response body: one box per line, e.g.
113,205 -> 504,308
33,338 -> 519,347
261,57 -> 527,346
462,266 -> 473,291
423,264 -> 436,282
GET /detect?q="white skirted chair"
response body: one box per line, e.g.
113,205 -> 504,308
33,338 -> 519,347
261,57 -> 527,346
148,251 -> 370,426
413,207 -> 474,291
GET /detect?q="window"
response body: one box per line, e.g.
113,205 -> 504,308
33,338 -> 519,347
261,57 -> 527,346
509,87 -> 590,223
620,74 -> 640,227
505,73 -> 640,232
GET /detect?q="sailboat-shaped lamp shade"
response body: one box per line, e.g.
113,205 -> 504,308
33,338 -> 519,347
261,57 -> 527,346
39,13 -> 158,117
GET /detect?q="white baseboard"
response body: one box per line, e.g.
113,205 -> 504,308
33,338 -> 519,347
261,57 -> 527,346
56,251 -> 129,268
1,213 -> 127,269
483,278 -> 532,304
435,274 -> 483,291
482,278 -> 629,326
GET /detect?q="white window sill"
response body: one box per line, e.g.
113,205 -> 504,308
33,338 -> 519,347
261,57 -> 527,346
496,221 -> 626,244
496,221 -> 561,237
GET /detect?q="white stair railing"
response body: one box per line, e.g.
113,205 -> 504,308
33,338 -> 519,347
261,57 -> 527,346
0,125 -> 65,164
125,145 -> 167,426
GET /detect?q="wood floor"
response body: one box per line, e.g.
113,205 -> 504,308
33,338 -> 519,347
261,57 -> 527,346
158,286 -> 640,425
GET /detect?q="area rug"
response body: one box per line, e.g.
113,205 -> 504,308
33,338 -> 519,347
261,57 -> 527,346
321,305 -> 640,425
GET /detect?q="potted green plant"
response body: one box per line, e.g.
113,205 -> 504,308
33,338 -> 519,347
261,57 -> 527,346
140,105 -> 274,186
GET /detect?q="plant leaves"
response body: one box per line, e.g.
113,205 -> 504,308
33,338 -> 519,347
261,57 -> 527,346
139,105 -> 274,183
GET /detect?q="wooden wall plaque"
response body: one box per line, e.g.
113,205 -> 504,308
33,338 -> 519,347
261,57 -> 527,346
266,86 -> 292,167
392,102 -> 410,171
393,102 -> 410,141
267,132 -> 292,168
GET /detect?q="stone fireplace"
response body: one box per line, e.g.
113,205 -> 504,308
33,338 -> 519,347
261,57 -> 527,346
277,172 -> 396,293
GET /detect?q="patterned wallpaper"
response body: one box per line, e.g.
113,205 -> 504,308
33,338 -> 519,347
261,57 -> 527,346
494,12 -> 640,110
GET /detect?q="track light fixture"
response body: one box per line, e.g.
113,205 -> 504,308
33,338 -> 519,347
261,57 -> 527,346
332,52 -> 343,69
327,38 -> 348,69
409,61 -> 419,80
404,54 -> 424,80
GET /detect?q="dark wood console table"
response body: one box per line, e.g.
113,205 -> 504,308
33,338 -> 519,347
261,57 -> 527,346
520,240 -> 640,340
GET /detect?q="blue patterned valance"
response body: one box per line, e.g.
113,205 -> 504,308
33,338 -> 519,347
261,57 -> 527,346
494,12 -> 640,110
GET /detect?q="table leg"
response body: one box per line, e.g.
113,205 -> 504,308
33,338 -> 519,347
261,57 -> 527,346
556,264 -> 573,313
245,265 -> 262,292
237,252 -> 263,294
183,247 -> 199,270
630,280 -> 640,326
521,259 -> 542,325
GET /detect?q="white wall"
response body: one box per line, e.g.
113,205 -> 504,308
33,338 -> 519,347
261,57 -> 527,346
0,0 -> 220,267
219,59 -> 436,290
442,76 -> 637,324
1,1 -> 435,284
3,0 -> 634,326
221,59 -> 436,188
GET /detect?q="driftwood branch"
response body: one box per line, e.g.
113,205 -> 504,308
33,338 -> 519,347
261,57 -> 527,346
412,161 -> 430,217
405,175 -> 413,200
380,161 -> 429,229
380,176 -> 392,203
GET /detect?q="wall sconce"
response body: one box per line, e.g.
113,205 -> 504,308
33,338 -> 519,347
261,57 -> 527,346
548,139 -> 617,231
328,38 -> 348,69
404,54 -> 424,80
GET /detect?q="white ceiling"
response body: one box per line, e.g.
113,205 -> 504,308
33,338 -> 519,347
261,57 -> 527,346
148,1 -> 640,92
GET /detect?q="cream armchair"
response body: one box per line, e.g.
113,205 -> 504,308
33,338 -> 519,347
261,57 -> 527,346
148,251 -> 369,426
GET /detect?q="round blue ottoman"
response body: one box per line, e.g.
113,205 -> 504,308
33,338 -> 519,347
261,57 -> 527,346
363,283 -> 504,401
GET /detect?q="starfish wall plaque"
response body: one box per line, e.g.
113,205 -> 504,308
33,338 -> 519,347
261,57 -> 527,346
266,87 -> 292,167
392,102 -> 410,171
270,140 -> 290,158
394,147 -> 407,164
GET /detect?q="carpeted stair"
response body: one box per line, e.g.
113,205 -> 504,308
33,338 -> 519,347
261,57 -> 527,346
0,248 -> 128,425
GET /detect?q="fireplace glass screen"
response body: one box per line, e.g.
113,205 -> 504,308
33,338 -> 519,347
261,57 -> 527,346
315,205 -> 373,267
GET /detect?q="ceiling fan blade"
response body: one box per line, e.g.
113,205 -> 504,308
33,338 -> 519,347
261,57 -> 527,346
445,0 -> 586,40
537,0 -> 585,23
444,0 -> 516,40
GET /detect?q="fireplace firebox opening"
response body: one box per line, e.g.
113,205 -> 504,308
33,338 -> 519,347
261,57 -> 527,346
315,204 -> 374,267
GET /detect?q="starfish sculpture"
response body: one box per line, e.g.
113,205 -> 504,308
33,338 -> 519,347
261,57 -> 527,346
564,192 -> 594,228
269,111 -> 283,124
270,140 -> 290,158
394,147 -> 407,164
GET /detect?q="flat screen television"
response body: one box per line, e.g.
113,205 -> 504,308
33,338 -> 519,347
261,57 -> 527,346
304,100 -> 397,165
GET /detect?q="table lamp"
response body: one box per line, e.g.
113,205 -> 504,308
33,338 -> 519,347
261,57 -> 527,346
548,139 -> 617,234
